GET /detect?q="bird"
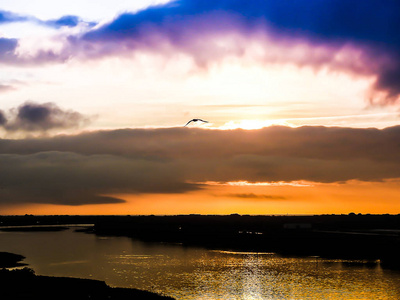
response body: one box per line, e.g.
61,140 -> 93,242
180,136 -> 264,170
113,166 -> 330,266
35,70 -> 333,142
184,118 -> 209,127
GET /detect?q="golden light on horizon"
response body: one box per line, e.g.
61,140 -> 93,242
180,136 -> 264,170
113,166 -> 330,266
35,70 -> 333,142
218,119 -> 291,130
2,179 -> 400,216
200,180 -> 315,187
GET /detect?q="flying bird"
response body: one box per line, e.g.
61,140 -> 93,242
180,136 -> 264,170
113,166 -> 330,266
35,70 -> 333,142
184,118 -> 209,127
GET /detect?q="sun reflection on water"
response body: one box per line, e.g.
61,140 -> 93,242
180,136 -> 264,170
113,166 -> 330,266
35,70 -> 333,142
108,250 -> 398,300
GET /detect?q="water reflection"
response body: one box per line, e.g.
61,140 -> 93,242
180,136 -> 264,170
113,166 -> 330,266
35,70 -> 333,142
0,228 -> 400,299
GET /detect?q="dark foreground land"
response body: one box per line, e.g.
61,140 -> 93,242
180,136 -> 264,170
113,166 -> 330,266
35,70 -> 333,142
0,252 -> 174,300
2,214 -> 400,268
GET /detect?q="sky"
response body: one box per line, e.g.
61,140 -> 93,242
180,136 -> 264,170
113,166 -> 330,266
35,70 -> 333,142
1,0 -> 400,215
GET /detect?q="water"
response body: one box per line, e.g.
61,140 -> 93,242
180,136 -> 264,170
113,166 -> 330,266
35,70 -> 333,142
1,227 -> 400,299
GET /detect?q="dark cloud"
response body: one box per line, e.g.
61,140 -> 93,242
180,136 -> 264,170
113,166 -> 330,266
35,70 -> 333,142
2,126 -> 398,162
0,110 -> 7,126
2,102 -> 90,132
0,152 -> 197,206
0,126 -> 399,206
224,193 -> 287,200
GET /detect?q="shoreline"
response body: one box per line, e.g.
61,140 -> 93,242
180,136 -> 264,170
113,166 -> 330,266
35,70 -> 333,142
0,252 -> 174,300
0,252 -> 27,268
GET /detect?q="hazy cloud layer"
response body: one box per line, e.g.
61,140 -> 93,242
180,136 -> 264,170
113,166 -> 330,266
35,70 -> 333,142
1,102 -> 90,132
0,126 -> 399,206
224,193 -> 287,200
0,84 -> 15,93
1,126 -> 399,162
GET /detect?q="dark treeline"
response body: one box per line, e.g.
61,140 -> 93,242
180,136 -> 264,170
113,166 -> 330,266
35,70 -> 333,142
91,214 -> 400,267
2,213 -> 400,230
1,214 -> 400,268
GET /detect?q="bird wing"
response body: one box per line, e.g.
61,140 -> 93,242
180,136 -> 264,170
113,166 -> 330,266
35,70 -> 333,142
184,120 -> 194,126
184,119 -> 209,126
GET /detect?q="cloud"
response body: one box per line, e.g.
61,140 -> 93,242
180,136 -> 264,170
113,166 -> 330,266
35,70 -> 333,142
41,15 -> 97,29
0,38 -> 18,60
0,37 -> 60,66
0,11 -> 96,65
0,151 -> 198,205
223,193 -> 287,200
0,110 -> 7,126
1,1 -> 400,104
0,126 -> 400,206
0,10 -> 29,24
43,15 -> 81,28
0,9 -> 95,28
1,102 -> 90,132
79,0 -> 400,104
0,84 -> 15,93
1,126 -> 400,163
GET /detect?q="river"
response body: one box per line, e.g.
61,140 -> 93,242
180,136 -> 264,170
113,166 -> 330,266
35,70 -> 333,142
1,227 -> 400,299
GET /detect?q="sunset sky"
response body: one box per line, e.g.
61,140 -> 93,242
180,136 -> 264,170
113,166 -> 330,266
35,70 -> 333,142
1,0 -> 400,215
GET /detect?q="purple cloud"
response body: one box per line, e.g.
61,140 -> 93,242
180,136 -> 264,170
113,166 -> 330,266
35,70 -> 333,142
0,38 -> 18,59
80,0 -> 400,104
0,11 -> 93,65
2,1 -> 400,104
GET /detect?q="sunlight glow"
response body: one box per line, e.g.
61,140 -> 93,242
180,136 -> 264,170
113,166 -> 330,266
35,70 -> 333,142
218,119 -> 292,130
199,180 -> 315,187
